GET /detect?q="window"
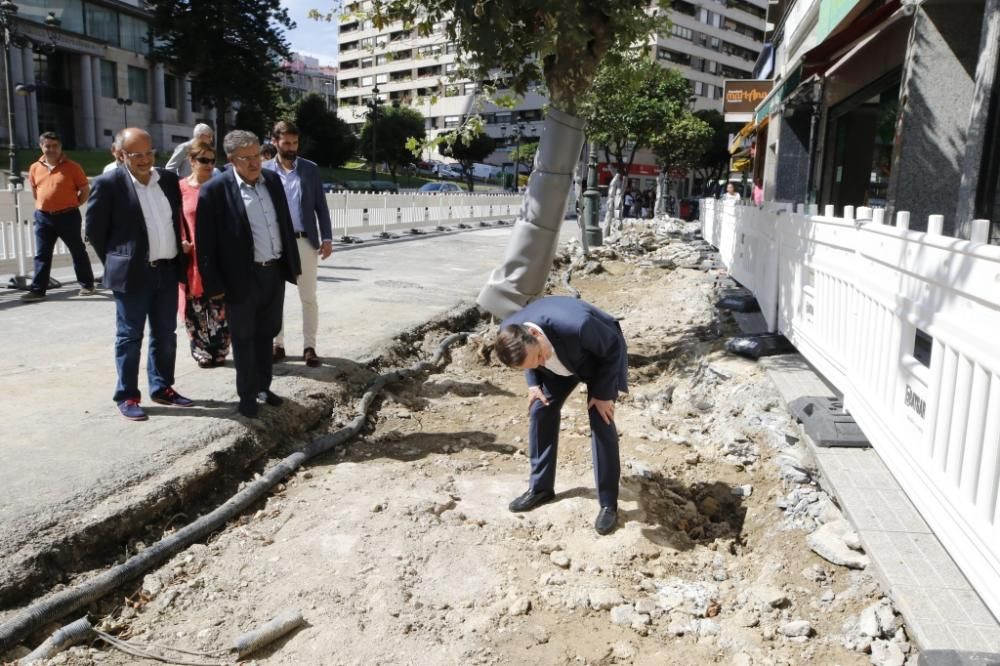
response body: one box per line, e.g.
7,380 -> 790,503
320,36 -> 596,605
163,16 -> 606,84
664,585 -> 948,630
119,13 -> 148,53
127,65 -> 148,104
164,74 -> 177,108
463,82 -> 477,95
84,3 -> 118,44
444,115 -> 460,128
375,73 -> 388,84
672,24 -> 693,40
29,0 -> 84,33
100,59 -> 117,98
361,76 -> 373,86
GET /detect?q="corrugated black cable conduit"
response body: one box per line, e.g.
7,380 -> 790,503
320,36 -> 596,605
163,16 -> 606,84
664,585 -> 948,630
0,332 -> 470,654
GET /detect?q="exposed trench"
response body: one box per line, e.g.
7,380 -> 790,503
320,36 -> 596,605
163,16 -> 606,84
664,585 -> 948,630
0,304 -> 488,617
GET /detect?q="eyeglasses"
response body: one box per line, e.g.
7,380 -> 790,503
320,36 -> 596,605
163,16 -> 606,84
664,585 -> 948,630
124,150 -> 157,160
194,156 -> 216,165
231,153 -> 262,163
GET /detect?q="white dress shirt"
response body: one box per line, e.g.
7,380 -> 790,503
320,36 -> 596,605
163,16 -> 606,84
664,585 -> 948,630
127,168 -> 178,262
273,159 -> 303,233
524,322 -> 574,377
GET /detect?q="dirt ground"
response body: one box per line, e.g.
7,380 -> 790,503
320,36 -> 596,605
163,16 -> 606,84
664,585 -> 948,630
13,224 -> 910,666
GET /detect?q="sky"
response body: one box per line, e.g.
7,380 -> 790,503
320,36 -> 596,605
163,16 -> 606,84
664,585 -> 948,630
283,0 -> 341,67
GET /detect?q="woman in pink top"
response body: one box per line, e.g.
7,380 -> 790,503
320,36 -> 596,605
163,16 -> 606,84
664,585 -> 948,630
178,141 -> 230,368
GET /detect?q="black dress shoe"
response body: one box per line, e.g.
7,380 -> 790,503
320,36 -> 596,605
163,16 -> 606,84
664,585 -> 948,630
238,402 -> 259,418
508,488 -> 555,513
594,506 -> 618,535
257,390 -> 283,406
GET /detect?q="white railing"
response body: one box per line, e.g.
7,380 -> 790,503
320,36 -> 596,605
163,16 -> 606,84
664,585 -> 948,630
702,197 -> 1000,619
0,191 -> 522,280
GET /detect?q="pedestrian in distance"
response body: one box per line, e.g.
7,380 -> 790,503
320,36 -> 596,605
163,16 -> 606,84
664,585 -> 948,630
260,143 -> 277,161
723,182 -> 741,202
20,131 -> 96,302
178,140 -> 230,368
165,123 -> 214,178
263,120 -> 334,368
196,130 -> 301,419
495,296 -> 629,535
102,136 -> 122,174
85,127 -> 194,421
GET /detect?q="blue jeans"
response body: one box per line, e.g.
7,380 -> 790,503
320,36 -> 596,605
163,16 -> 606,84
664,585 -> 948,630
30,209 -> 95,294
112,263 -> 178,402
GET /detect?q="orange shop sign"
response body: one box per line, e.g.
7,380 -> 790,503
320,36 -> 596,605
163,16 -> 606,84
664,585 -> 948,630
723,80 -> 774,115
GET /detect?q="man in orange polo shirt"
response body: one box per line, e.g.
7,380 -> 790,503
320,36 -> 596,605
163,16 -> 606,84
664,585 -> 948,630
21,131 -> 95,303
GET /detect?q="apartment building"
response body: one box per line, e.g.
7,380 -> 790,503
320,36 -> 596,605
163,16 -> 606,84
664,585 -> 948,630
281,52 -> 337,109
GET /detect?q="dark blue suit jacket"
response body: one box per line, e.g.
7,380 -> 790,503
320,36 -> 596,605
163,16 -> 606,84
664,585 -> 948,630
84,166 -> 185,293
502,296 -> 628,401
195,168 -> 301,303
262,157 -> 332,249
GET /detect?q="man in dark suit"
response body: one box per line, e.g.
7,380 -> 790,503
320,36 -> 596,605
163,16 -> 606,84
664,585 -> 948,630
196,130 -> 301,418
263,120 -> 333,368
85,127 -> 194,421
495,296 -> 628,535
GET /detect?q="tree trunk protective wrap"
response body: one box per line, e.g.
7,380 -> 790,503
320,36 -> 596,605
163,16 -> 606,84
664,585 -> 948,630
477,107 -> 586,319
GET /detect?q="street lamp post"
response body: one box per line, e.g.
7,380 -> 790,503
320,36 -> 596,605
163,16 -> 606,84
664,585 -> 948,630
513,122 -> 524,190
582,141 -> 602,248
13,82 -> 33,135
116,97 -> 133,126
1,1 -> 60,289
364,85 -> 383,181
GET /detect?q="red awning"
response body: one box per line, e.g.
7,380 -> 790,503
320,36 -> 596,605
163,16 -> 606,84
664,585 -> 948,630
802,0 -> 902,77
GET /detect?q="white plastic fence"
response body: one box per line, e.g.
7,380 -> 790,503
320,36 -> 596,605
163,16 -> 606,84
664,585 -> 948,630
702,197 -> 1000,619
0,191 -> 522,279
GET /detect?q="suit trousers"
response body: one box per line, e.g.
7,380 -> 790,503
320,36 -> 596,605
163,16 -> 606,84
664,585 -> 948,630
112,262 -> 178,402
275,237 -> 318,350
30,209 -> 95,294
527,371 -> 621,509
226,264 -> 285,409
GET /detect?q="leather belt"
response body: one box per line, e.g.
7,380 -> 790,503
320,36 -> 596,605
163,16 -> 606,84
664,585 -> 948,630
293,232 -> 309,239
254,259 -> 279,267
41,207 -> 78,216
149,258 -> 174,268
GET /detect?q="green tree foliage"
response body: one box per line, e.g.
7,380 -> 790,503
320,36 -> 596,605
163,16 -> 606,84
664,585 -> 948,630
148,0 -> 294,151
650,113 -> 713,178
326,0 -> 670,116
509,140 -> 538,175
580,56 -> 692,179
359,105 -> 426,182
292,93 -> 358,168
441,132 -> 496,191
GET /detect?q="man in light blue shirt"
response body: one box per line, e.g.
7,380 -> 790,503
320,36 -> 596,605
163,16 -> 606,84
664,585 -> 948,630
263,121 -> 333,368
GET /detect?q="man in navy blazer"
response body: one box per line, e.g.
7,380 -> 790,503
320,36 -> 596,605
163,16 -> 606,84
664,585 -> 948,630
85,127 -> 193,421
263,121 -> 333,368
495,296 -> 628,535
196,130 -> 301,418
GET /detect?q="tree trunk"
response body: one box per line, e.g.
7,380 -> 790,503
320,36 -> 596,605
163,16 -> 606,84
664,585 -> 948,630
477,107 -> 586,318
655,169 -> 668,215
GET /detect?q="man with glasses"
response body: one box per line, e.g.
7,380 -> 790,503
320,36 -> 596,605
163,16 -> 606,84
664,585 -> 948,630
195,130 -> 301,419
85,127 -> 194,421
263,120 -> 333,368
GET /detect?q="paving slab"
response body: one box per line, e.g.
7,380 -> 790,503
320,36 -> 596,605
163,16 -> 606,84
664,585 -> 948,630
0,221 -> 578,607
757,354 -> 1000,654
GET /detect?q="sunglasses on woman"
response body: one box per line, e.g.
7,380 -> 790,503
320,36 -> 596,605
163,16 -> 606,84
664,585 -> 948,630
194,156 -> 216,165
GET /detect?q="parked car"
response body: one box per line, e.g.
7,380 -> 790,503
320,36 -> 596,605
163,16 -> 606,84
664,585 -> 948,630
418,182 -> 462,193
435,164 -> 464,179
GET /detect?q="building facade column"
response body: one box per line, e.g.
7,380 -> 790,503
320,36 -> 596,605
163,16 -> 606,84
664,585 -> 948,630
9,46 -> 28,146
181,78 -> 193,125
78,54 -> 97,148
150,63 -> 166,148
91,57 -> 102,145
20,47 -> 37,144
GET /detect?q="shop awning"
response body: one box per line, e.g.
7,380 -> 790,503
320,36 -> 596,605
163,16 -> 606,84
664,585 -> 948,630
754,67 -> 802,124
802,0 -> 905,77
729,121 -> 757,154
